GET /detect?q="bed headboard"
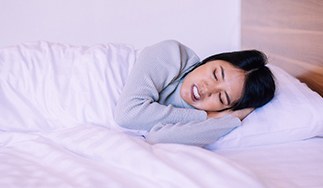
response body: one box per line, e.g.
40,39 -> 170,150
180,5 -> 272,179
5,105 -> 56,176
241,0 -> 323,97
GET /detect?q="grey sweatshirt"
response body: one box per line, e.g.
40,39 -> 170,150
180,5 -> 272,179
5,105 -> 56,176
114,40 -> 240,147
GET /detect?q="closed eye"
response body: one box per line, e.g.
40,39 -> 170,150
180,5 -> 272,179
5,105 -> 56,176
219,92 -> 230,106
219,92 -> 223,104
213,69 -> 218,80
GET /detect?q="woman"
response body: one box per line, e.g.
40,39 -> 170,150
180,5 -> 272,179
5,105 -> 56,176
114,40 -> 275,147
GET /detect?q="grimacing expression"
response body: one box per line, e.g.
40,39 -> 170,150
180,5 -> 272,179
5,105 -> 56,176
180,60 -> 246,112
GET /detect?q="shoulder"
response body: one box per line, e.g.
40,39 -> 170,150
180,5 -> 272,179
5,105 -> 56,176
139,40 -> 183,56
133,40 -> 200,82
141,40 -> 195,55
139,40 -> 200,65
151,40 -> 182,48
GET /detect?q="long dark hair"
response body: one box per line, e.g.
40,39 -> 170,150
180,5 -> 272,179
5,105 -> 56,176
201,50 -> 276,111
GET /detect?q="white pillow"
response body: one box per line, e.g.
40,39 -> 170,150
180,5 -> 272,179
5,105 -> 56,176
209,64 -> 323,149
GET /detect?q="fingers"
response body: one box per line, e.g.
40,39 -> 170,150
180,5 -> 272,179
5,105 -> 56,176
233,108 -> 254,120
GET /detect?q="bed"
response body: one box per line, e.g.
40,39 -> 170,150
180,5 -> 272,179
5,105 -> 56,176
1,1 -> 323,188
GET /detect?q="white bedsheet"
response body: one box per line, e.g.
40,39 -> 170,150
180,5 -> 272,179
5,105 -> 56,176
0,41 -> 136,132
0,126 -> 267,188
216,137 -> 323,188
0,42 -> 266,188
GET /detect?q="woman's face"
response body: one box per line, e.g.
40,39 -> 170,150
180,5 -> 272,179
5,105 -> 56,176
180,60 -> 246,112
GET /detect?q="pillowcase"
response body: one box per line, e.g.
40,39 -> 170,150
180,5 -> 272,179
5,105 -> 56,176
208,64 -> 323,149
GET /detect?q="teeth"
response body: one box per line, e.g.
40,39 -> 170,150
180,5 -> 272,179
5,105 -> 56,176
193,85 -> 200,99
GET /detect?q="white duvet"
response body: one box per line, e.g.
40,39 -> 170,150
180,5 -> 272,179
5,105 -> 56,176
0,41 -> 266,188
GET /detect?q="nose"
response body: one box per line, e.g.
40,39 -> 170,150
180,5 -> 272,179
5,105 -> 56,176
202,80 -> 221,96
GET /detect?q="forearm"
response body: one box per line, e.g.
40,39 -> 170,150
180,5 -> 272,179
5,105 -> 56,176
114,99 -> 207,130
145,115 -> 241,147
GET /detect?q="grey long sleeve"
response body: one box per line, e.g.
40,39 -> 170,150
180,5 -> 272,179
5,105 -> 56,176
145,115 -> 240,147
114,40 -> 240,146
114,40 -> 206,130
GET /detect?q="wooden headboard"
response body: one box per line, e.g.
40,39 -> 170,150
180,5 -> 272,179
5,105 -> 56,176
241,0 -> 323,96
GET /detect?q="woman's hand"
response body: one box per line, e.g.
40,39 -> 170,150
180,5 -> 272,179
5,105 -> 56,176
231,108 -> 254,120
207,108 -> 254,121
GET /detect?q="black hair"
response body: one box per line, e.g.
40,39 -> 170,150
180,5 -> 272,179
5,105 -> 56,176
201,50 -> 276,111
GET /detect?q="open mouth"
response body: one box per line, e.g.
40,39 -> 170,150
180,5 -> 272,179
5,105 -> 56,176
192,84 -> 201,101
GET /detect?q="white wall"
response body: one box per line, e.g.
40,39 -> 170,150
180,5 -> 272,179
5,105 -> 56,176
0,0 -> 240,58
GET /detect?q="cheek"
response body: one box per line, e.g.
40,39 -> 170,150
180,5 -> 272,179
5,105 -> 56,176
199,98 -> 221,111
180,81 -> 191,102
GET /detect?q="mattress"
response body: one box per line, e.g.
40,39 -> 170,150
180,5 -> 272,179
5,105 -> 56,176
0,41 -> 322,188
215,137 -> 323,188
